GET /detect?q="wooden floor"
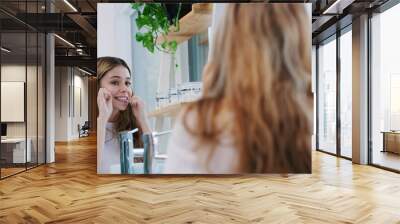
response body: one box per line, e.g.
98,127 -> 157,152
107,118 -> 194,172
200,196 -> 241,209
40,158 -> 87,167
0,135 -> 400,223
1,163 -> 45,178
1,167 -> 26,178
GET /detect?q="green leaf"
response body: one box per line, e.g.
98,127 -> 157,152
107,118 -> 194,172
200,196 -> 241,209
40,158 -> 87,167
142,5 -> 151,16
161,41 -> 168,49
145,42 -> 155,53
174,3 -> 182,32
136,16 -> 147,30
131,3 -> 143,10
132,2 -> 180,57
169,41 -> 178,52
136,33 -> 144,41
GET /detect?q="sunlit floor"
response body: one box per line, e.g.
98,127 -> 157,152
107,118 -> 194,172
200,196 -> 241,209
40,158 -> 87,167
372,150 -> 400,171
317,147 -> 400,171
341,147 -> 352,158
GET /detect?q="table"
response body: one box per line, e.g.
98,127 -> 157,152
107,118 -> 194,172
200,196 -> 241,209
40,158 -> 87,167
381,131 -> 400,154
1,138 -> 32,164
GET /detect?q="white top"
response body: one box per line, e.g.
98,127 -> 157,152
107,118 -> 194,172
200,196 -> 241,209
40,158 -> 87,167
98,122 -> 121,174
1,138 -> 27,143
164,110 -> 240,174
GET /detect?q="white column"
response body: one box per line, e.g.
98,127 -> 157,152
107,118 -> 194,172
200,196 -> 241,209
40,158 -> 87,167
352,14 -> 369,164
46,33 -> 55,163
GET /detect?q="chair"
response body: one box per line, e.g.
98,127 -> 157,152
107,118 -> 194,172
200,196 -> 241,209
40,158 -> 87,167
78,121 -> 90,138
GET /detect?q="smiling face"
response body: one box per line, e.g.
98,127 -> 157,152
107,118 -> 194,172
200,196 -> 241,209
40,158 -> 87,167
99,65 -> 132,112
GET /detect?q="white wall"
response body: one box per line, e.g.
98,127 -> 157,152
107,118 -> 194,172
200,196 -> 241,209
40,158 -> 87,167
54,67 -> 89,141
97,3 -> 134,70
72,73 -> 89,138
55,67 -> 68,141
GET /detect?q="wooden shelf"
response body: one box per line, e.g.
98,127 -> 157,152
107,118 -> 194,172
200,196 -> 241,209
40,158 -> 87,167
148,102 -> 189,118
157,3 -> 213,44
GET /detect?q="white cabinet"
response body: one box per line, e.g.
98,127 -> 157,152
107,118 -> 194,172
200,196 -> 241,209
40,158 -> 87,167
1,138 -> 32,163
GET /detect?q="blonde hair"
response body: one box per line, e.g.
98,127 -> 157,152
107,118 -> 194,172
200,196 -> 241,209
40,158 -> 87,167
97,56 -> 143,147
183,3 -> 312,173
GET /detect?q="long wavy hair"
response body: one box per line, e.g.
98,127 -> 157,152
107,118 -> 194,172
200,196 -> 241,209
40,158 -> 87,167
183,4 -> 312,173
97,56 -> 143,147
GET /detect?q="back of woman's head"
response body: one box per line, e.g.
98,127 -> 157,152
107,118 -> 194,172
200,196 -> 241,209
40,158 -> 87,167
185,3 -> 312,173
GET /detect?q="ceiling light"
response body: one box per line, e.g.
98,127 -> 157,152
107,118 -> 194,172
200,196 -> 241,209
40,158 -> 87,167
1,47 -> 11,53
63,0 -> 78,12
322,0 -> 354,15
323,0 -> 341,14
54,34 -> 75,48
78,67 -> 93,76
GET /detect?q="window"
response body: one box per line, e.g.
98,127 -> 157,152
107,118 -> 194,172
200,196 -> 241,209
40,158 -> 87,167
339,28 -> 352,158
317,36 -> 337,154
0,1 -> 46,179
370,2 -> 400,171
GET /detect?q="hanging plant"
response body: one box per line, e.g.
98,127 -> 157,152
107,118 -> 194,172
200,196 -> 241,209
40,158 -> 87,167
131,3 -> 182,56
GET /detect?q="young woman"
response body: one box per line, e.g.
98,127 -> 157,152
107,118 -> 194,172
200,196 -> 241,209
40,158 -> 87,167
97,56 -> 152,174
164,4 -> 312,173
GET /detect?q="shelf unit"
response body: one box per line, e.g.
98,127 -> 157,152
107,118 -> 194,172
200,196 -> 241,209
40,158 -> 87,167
156,3 -> 213,45
148,102 -> 189,118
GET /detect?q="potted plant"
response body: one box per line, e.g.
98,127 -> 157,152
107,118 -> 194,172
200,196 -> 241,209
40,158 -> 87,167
131,3 -> 191,56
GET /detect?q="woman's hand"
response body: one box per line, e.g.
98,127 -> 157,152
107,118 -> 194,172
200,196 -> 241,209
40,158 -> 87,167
129,94 -> 151,134
97,88 -> 113,121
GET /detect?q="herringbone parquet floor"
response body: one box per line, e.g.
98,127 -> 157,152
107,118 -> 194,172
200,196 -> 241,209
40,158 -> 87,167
0,135 -> 400,223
